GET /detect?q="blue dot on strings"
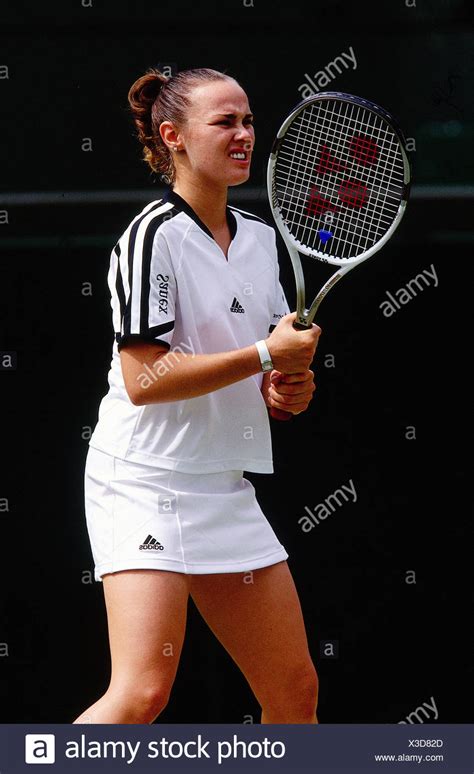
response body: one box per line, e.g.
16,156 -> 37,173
318,229 -> 333,244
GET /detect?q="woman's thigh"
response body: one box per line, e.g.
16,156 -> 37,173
188,561 -> 317,708
102,569 -> 190,694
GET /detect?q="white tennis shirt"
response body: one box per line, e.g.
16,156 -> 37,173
88,187 -> 291,473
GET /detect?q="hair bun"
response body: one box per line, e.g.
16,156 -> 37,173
128,68 -> 168,111
141,69 -> 169,103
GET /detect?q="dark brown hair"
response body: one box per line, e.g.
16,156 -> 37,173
127,67 -> 236,185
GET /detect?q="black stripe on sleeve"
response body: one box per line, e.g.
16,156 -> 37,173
116,321 -> 175,352
140,217 -> 166,335
123,206 -> 174,339
113,243 -> 126,324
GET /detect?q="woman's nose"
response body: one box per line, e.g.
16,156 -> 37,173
235,126 -> 254,147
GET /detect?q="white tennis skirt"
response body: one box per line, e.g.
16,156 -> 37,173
84,446 -> 289,582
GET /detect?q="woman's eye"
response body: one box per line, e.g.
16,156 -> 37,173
215,120 -> 254,127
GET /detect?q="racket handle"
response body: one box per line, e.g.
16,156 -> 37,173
269,318 -> 313,420
269,406 -> 293,421
293,321 -> 312,330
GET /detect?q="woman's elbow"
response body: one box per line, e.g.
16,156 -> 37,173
129,388 -> 143,406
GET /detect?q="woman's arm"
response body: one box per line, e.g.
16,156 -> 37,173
121,314 -> 320,406
121,340 -> 262,406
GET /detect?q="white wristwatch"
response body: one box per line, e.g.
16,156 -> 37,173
255,339 -> 274,372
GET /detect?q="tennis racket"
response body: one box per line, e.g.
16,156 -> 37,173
266,91 -> 411,420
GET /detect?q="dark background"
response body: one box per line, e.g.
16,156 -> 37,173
0,0 -> 472,724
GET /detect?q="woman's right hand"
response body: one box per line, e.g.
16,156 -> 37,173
265,313 -> 322,374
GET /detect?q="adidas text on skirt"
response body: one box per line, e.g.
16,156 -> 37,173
84,446 -> 289,582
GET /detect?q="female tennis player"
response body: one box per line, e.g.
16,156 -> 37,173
73,66 -> 321,725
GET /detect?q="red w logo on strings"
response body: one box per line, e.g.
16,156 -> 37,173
315,144 -> 347,175
305,133 -> 378,217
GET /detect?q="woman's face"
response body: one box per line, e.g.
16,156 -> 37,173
172,79 -> 255,189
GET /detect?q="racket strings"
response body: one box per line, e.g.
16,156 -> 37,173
292,101 -> 403,192
275,158 -> 402,212
273,98 -> 406,260
279,103 -> 400,255
360,108 -> 402,256
323,101 -> 396,256
276,109 -> 401,257
278,127 -> 403,205
273,191 -> 394,247
314,100 -> 401,256
282,110 -> 403,185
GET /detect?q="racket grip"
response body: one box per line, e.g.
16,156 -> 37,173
293,321 -> 311,330
269,319 -> 311,419
269,407 -> 293,421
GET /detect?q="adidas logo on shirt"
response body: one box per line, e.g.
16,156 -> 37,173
230,297 -> 245,313
139,534 -> 165,551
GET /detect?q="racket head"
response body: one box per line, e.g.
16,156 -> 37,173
267,91 -> 411,267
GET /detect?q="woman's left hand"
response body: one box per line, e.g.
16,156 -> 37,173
267,369 -> 316,415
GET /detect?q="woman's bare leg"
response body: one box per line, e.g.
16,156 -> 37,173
73,569 -> 190,724
189,561 -> 319,723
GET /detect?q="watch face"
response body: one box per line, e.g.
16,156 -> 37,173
263,361 -> 273,371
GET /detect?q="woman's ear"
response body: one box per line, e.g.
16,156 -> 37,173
159,121 -> 180,150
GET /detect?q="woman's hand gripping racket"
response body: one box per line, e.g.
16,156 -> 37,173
266,91 -> 411,420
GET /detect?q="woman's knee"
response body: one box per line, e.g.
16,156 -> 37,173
110,680 -> 173,723
289,662 -> 319,709
141,681 -> 172,711
262,661 -> 319,716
